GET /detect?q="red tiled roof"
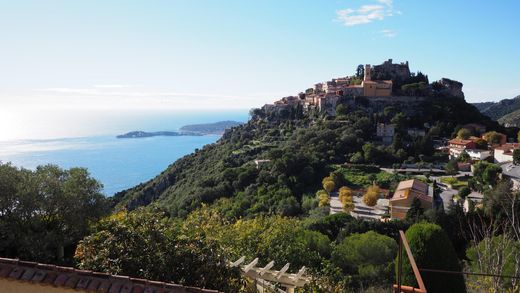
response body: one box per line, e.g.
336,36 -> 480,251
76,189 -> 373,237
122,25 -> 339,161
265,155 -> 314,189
493,143 -> 520,151
448,138 -> 474,146
0,257 -> 220,293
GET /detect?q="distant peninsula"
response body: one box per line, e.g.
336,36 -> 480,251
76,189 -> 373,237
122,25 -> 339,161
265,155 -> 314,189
180,120 -> 243,135
116,131 -> 198,139
116,120 -> 243,138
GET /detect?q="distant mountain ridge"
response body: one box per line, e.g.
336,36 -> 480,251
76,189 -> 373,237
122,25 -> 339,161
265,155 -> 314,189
472,95 -> 520,120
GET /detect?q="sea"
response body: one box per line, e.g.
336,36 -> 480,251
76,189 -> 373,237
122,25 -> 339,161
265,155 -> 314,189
0,110 -> 249,196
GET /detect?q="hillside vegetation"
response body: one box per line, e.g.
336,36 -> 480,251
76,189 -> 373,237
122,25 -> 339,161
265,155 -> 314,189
113,95 -> 499,218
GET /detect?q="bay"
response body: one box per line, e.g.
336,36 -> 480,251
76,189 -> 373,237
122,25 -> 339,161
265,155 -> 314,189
0,110 -> 249,195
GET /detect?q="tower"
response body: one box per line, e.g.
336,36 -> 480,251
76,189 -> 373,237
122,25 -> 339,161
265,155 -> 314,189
364,64 -> 371,81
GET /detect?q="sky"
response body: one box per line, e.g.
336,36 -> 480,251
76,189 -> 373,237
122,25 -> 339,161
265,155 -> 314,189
1,0 -> 520,139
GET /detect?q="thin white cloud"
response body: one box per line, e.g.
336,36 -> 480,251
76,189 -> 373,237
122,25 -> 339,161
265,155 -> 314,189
21,85 -> 284,111
377,0 -> 393,7
380,29 -> 397,38
93,84 -> 132,89
336,0 -> 397,26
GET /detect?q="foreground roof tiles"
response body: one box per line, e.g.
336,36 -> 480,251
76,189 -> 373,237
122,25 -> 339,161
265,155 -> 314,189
0,257 -> 220,293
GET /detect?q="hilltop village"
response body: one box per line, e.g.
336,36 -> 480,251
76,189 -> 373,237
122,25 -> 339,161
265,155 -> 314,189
261,59 -> 464,117
251,59 -> 520,223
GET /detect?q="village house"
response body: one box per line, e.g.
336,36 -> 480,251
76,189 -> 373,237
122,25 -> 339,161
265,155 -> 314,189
376,123 -> 395,145
493,143 -> 520,163
407,128 -> 426,137
389,179 -> 433,220
448,138 -> 476,159
465,149 -> 492,161
463,191 -> 484,213
501,162 -> 520,191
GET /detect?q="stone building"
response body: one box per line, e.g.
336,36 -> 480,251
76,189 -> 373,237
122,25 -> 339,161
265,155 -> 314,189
361,64 -> 392,97
372,59 -> 411,82
376,123 -> 395,145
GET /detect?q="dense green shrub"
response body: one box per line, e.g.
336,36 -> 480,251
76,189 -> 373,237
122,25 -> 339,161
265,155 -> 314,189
398,222 -> 466,293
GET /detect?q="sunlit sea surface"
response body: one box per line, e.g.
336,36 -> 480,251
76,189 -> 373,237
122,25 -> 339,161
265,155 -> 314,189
0,110 -> 248,195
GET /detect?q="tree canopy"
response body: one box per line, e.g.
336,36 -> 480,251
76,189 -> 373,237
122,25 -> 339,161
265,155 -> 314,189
0,163 -> 109,264
399,222 -> 466,293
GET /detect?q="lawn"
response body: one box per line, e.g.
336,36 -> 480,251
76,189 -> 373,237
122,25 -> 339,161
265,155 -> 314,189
440,176 -> 468,189
333,165 -> 410,190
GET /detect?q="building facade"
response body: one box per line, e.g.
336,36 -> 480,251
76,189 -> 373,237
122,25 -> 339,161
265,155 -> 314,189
390,179 -> 432,220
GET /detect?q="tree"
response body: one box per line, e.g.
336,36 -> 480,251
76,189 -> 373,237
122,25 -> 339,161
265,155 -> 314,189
445,159 -> 459,175
398,223 -> 466,293
332,231 -> 398,288
362,143 -> 380,163
456,128 -> 471,140
215,215 -> 332,270
482,163 -> 502,187
514,149 -> 520,165
336,104 -> 348,116
350,152 -> 364,164
483,131 -> 503,145
356,64 -> 364,78
406,198 -> 424,221
474,138 -> 488,150
343,201 -> 355,213
338,186 -> 352,203
363,186 -> 380,207
391,113 -> 407,129
457,151 -> 470,163
0,163 -> 109,264
458,186 -> 471,199
75,209 -> 241,291
466,235 -> 520,291
323,178 -> 335,194
317,190 -> 330,207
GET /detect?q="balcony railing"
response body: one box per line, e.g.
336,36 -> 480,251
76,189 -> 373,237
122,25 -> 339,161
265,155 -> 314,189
394,230 -> 427,293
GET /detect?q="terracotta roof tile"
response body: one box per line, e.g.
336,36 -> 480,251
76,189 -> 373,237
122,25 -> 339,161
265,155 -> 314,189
42,271 -> 58,285
0,265 -> 13,278
54,273 -> 69,286
64,275 -> 79,288
20,268 -> 35,281
98,279 -> 113,292
132,285 -> 145,293
86,278 -> 102,291
0,257 -> 222,293
109,281 -> 124,293
31,270 -> 46,283
9,267 -> 25,279
76,277 -> 91,289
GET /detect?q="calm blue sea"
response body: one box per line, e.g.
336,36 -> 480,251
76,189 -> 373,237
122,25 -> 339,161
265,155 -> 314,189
0,110 -> 249,195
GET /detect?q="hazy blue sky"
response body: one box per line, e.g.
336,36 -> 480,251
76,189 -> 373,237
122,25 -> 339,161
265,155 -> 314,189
1,0 -> 519,138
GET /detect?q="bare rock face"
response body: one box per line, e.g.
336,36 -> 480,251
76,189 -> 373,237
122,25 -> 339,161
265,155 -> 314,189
439,78 -> 464,99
